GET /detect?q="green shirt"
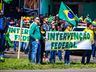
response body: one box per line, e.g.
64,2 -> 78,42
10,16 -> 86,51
29,22 -> 41,40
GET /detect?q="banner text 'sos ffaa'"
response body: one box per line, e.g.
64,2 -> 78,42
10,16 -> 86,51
45,31 -> 92,50
8,26 -> 29,42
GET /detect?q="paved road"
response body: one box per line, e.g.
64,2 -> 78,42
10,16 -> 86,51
1,69 -> 96,72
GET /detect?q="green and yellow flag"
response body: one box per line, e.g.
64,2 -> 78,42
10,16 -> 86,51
58,2 -> 78,26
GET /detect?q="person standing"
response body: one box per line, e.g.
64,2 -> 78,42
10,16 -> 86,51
41,16 -> 50,62
92,23 -> 96,59
49,25 -> 57,64
64,24 -> 72,65
29,17 -> 41,64
79,16 -> 84,23
0,13 -> 6,62
84,15 -> 92,23
81,23 -> 94,64
40,26 -> 46,64
57,25 -> 63,62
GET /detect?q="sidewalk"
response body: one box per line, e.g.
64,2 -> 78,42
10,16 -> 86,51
1,69 -> 96,72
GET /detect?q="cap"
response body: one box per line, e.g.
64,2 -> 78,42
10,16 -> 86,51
34,17 -> 40,20
64,24 -> 70,29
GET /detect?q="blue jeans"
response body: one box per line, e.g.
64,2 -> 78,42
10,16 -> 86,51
64,50 -> 71,64
58,50 -> 62,61
14,41 -> 19,51
0,33 -> 5,52
21,42 -> 26,51
28,41 -> 41,64
14,41 -> 17,51
0,33 -> 5,60
92,44 -> 96,57
81,50 -> 92,64
49,50 -> 56,64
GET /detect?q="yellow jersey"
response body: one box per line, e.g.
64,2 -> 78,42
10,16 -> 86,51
64,27 -> 72,32
83,28 -> 94,44
64,29 -> 70,32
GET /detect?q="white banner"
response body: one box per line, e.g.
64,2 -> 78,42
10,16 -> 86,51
45,31 -> 92,50
8,26 -> 29,42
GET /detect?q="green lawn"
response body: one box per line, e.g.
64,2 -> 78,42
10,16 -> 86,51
0,58 -> 96,70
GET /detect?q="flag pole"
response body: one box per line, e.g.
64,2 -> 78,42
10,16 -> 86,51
17,17 -> 23,59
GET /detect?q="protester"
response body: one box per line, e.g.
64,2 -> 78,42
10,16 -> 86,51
0,13 -> 5,62
42,16 -> 50,31
40,26 -> 46,64
92,25 -> 96,59
3,18 -> 12,51
56,22 -> 63,62
79,16 -> 84,23
64,24 -> 72,65
49,25 -> 57,64
84,15 -> 92,23
81,23 -> 94,64
12,22 -> 19,52
41,16 -> 50,62
48,18 -> 63,64
29,17 -> 41,64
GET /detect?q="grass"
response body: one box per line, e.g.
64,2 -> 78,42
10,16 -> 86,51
0,58 -> 96,70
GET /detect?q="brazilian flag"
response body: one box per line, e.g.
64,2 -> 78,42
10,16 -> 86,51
58,2 -> 78,26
